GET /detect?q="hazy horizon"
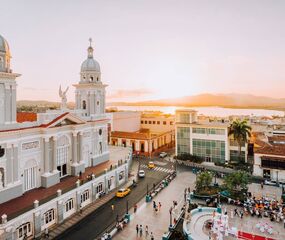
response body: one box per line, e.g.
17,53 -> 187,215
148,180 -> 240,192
1,0 -> 285,102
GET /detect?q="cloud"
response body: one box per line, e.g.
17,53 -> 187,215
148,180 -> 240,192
107,88 -> 154,99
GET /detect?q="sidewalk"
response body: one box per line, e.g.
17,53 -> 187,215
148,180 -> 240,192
113,170 -> 197,240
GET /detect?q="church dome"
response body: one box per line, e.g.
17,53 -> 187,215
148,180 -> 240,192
81,57 -> 100,72
0,35 -> 11,56
80,40 -> 100,72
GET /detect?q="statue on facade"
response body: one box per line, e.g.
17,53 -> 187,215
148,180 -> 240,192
59,85 -> 69,110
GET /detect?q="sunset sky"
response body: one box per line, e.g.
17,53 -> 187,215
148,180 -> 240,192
0,0 -> 285,102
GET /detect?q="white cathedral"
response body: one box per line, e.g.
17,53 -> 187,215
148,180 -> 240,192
0,35 -> 110,204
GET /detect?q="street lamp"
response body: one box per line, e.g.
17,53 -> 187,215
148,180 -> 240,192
147,183 -> 149,196
126,200 -> 129,214
169,207 -> 173,228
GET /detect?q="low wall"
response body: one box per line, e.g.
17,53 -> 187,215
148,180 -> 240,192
183,207 -> 216,240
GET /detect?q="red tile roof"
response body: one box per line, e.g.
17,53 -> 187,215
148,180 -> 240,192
17,112 -> 37,123
111,131 -> 150,140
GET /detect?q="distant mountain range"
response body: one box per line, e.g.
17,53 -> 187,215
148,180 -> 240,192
17,100 -> 75,109
107,93 -> 285,110
17,93 -> 285,111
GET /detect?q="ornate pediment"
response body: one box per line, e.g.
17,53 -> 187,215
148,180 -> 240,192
45,113 -> 86,128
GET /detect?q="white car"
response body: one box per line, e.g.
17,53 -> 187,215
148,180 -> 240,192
264,179 -> 278,186
138,170 -> 145,178
159,152 -> 167,158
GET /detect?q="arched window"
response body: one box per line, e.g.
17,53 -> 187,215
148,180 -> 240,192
57,135 -> 70,178
82,100 -> 86,110
0,146 -> 4,158
97,77 -> 99,81
0,167 -> 4,189
0,57 -> 3,70
44,209 -> 55,225
90,76 -> 93,81
99,129 -> 102,135
17,222 -> 32,239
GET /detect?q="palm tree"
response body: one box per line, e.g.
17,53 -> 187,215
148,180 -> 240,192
228,119 -> 251,162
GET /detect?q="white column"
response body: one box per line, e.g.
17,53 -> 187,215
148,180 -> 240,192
90,93 -> 95,115
52,136 -> 57,172
12,144 -> 18,182
6,144 -> 12,184
144,140 -> 148,153
135,141 -> 140,152
79,132 -> 83,164
149,140 -> 152,153
72,132 -> 78,165
44,137 -> 50,174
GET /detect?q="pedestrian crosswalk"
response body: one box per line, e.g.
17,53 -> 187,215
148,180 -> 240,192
140,164 -> 174,173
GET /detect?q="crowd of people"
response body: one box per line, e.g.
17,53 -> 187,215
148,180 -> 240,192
241,196 -> 285,223
136,224 -> 154,240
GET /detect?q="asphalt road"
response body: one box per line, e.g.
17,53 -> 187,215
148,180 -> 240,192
55,158 -> 173,240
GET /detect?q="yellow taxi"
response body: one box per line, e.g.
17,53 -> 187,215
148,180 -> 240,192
148,161 -> 155,169
116,188 -> 131,198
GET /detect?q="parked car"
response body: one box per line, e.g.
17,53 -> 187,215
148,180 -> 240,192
148,161 -> 155,169
159,152 -> 167,158
116,188 -> 131,198
264,179 -> 280,186
138,170 -> 145,178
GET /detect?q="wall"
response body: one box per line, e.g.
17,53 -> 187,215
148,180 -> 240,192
110,112 -> 141,132
253,153 -> 285,182
141,115 -> 174,133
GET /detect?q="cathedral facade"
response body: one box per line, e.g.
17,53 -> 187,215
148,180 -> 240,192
0,35 -> 110,203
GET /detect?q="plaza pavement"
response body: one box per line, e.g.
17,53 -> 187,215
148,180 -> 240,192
113,169 -> 197,240
114,164 -> 285,240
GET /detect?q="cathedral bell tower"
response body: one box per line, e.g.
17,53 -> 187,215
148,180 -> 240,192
0,35 -> 20,125
73,39 -> 107,118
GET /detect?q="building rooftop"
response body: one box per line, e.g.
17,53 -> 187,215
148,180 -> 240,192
16,112 -> 37,123
111,130 -> 150,140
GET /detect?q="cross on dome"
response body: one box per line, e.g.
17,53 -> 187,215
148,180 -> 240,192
87,38 -> 94,58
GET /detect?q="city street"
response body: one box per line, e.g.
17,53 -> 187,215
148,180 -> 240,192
113,166 -> 197,240
55,157 -> 174,240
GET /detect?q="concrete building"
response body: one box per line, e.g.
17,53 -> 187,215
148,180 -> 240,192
110,112 -> 175,156
175,109 -> 248,163
107,111 -> 141,133
0,35 -> 132,239
252,133 -> 285,183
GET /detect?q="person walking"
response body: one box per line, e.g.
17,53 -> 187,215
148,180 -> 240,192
45,227 -> 49,239
158,202 -> 162,211
145,225 -> 149,236
79,204 -> 83,214
234,208 -> 238,216
150,232 -> 154,240
153,201 -> 156,210
134,204 -> 137,213
136,224 -> 139,235
111,204 -> 114,212
139,225 -> 143,237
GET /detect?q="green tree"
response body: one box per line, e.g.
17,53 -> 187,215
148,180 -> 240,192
228,120 -> 251,162
195,171 -> 213,191
224,171 -> 249,193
